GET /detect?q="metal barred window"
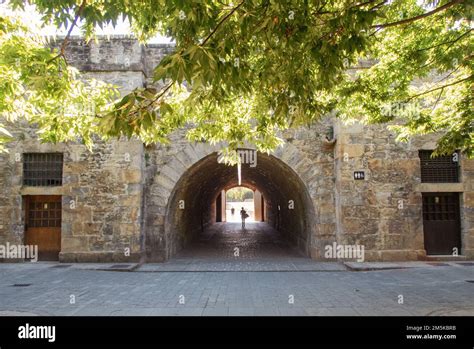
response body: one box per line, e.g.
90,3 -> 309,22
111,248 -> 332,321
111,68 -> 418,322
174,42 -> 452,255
23,153 -> 63,186
419,150 -> 459,183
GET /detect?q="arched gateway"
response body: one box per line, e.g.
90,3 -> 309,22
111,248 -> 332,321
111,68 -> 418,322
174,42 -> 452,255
143,142 -> 327,262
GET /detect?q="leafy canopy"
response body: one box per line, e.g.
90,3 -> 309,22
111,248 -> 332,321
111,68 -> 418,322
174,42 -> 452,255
1,0 -> 473,159
0,14 -> 117,152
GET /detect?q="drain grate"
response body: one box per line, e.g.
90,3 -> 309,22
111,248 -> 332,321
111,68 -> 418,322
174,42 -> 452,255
51,264 -> 72,268
466,280 -> 474,283
457,262 -> 474,266
11,284 -> 31,287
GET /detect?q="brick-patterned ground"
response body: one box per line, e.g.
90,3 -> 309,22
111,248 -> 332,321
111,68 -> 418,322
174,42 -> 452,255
176,222 -> 302,259
1,223 -> 473,316
0,261 -> 473,316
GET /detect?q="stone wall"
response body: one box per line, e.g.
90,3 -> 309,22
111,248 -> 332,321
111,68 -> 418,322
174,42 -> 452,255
0,36 -> 473,262
334,121 -> 474,260
0,129 -> 145,262
334,121 -> 423,260
0,37 -> 150,262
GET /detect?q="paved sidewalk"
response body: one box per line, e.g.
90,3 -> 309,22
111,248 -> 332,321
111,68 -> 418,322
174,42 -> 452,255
0,262 -> 473,316
7,260 -> 470,273
344,261 -> 474,271
138,259 -> 347,272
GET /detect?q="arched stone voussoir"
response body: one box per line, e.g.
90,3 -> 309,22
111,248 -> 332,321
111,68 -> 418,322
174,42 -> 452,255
163,158 -> 188,178
191,142 -> 220,161
153,172 -> 177,192
293,158 -> 316,183
159,164 -> 183,183
272,143 -> 302,170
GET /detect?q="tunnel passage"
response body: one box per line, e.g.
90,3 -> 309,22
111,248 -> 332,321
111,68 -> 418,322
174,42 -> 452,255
164,152 -> 317,259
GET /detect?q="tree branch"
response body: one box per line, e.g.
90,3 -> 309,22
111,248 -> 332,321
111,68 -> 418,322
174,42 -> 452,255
352,0 -> 379,9
430,87 -> 445,112
405,75 -> 472,101
201,1 -> 245,46
312,0 -> 380,17
48,0 -> 87,62
435,64 -> 462,84
372,0 -> 464,29
416,29 -> 472,52
124,81 -> 175,120
368,0 -> 388,11
126,1 -> 246,118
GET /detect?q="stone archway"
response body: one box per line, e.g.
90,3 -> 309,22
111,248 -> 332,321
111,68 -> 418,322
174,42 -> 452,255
144,141 -> 326,262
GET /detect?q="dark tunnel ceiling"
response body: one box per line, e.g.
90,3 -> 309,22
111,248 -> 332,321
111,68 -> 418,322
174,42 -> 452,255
165,151 -> 316,255
174,152 -> 307,205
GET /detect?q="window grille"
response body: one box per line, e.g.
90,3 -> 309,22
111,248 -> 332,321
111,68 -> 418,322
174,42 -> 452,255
23,153 -> 63,186
419,150 -> 459,183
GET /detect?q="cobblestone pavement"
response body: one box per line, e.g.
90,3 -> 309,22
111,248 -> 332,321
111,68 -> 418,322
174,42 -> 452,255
138,222 -> 345,271
175,222 -> 304,259
1,222 -> 473,316
0,262 -> 473,316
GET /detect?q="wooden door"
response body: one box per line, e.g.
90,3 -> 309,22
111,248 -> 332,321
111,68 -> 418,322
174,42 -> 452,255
24,195 -> 62,261
422,193 -> 461,255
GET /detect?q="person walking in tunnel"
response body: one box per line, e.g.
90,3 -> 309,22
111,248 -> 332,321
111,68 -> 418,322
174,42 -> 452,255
231,206 -> 235,215
240,207 -> 248,229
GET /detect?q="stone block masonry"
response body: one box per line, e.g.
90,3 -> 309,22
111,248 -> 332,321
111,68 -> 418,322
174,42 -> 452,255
0,36 -> 473,262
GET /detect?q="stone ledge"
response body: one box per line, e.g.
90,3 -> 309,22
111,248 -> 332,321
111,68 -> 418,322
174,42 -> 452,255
309,248 -> 427,261
416,183 -> 464,192
85,263 -> 140,272
59,251 -> 141,263
422,255 -> 468,261
20,187 -> 65,195
344,262 -> 416,271
364,249 -> 426,261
